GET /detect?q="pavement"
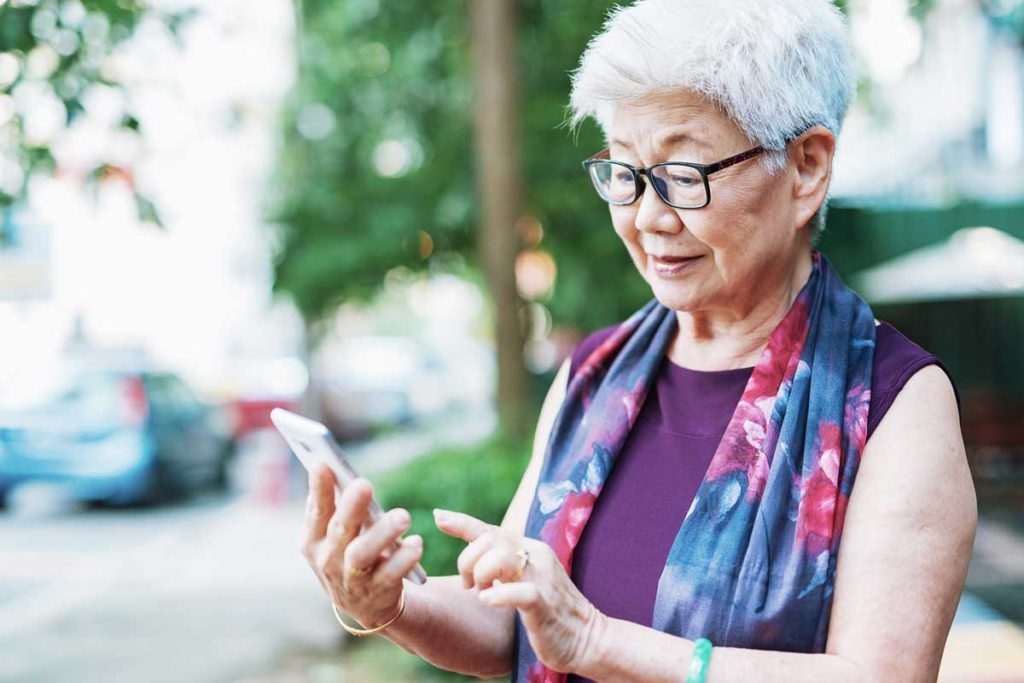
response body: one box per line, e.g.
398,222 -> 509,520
0,499 -> 341,682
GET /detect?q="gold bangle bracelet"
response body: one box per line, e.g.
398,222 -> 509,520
332,590 -> 406,637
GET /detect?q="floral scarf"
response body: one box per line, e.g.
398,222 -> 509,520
512,251 -> 875,682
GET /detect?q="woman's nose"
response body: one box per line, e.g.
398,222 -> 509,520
633,176 -> 683,235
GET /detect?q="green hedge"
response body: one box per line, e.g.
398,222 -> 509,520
376,434 -> 532,577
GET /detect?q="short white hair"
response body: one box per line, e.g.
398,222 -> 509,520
569,0 -> 856,241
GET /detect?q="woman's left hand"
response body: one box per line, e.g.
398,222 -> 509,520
433,508 -> 606,675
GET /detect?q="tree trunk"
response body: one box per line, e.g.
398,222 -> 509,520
469,0 -> 527,441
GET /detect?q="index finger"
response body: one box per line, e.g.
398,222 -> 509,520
433,508 -> 492,542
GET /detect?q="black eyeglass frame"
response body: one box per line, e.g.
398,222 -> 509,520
581,145 -> 767,210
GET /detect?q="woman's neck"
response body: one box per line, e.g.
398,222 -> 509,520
668,251 -> 813,371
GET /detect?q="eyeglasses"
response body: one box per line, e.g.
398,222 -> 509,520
582,145 -> 766,209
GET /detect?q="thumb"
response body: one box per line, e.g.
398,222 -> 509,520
433,508 -> 491,542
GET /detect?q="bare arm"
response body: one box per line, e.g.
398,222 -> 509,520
571,365 -> 976,682
377,359 -> 571,678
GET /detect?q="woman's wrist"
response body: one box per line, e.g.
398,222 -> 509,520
571,610 -> 614,680
333,589 -> 406,636
573,616 -> 698,683
363,593 -> 407,630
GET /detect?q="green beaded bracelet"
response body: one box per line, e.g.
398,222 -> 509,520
686,637 -> 713,683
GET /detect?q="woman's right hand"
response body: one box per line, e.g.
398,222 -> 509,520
299,464 -> 424,628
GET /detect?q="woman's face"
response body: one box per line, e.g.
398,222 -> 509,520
606,89 -> 803,315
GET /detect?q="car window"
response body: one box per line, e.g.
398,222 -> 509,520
53,375 -> 126,422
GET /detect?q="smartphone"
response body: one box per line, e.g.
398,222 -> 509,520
270,407 -> 428,585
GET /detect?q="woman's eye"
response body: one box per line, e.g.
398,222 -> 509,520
613,171 -> 634,183
670,174 -> 698,186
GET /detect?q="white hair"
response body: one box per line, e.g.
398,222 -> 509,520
568,0 -> 856,241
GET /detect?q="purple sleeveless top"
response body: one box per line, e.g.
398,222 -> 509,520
564,321 -> 960,683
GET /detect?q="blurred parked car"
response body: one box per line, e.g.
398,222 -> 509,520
315,335 -> 450,442
0,369 -> 235,507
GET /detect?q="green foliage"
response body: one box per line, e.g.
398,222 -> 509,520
271,0 -> 476,319
375,433 -> 531,576
271,0 -> 653,331
0,0 -> 192,217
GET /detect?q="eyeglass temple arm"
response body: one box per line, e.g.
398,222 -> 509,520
585,145 -> 764,171
702,146 -> 766,175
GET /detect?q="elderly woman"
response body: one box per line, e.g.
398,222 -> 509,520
300,1 -> 977,681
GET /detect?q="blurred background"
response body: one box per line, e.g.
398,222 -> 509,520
0,0 -> 1022,681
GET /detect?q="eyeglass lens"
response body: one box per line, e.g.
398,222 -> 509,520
587,162 -> 707,208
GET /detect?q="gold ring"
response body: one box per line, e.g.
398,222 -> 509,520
349,564 -> 373,577
514,548 -> 530,580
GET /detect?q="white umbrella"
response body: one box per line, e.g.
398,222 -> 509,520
852,226 -> 1024,304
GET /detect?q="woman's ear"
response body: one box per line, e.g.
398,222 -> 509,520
789,126 -> 835,232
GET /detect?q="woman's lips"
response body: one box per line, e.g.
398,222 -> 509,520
650,254 -> 702,277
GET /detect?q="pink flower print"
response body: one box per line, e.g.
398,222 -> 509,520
743,417 -> 766,451
796,422 -> 842,555
707,398 -> 771,502
745,349 -> 787,404
753,395 -> 775,423
526,662 -> 560,683
540,490 -> 597,569
745,297 -> 809,399
622,389 -> 643,427
745,449 -> 771,502
708,400 -> 764,481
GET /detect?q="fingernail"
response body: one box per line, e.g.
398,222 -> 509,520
391,509 -> 411,530
407,534 -> 423,547
432,508 -> 450,522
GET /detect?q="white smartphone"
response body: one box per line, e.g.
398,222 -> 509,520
270,407 -> 428,585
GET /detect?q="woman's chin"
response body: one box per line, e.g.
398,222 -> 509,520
649,282 -> 700,312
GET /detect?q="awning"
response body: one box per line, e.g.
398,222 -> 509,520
852,226 -> 1024,304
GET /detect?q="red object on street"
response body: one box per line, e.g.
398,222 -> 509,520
228,397 -> 301,440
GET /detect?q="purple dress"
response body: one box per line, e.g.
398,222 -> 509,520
563,321 -> 960,683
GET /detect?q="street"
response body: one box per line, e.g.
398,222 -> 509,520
0,486 -> 342,682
